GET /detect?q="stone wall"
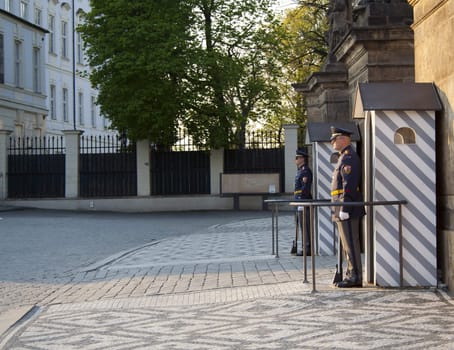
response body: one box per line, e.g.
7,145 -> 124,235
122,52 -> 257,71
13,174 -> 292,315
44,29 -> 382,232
294,1 -> 415,123
410,0 -> 454,290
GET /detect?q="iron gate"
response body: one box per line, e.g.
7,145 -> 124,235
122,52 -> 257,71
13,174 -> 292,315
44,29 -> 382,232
150,150 -> 210,195
7,136 -> 65,198
79,135 -> 137,197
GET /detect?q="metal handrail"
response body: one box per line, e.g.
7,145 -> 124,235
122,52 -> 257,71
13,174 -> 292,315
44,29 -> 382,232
264,199 -> 329,258
265,199 -> 407,293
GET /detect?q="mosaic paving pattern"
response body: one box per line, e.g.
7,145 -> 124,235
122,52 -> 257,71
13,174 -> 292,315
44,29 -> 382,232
96,216 -> 296,269
6,290 -> 454,349
3,215 -> 454,350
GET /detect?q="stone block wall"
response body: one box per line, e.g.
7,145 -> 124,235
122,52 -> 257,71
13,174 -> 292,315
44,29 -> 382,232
410,0 -> 454,289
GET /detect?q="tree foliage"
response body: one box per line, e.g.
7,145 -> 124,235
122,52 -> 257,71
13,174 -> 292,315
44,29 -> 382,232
260,0 -> 329,134
79,0 -> 197,145
285,0 -> 329,82
186,0 -> 288,148
79,0 -> 287,148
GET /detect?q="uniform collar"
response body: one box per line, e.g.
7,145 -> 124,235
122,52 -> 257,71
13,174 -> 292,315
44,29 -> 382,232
341,144 -> 351,154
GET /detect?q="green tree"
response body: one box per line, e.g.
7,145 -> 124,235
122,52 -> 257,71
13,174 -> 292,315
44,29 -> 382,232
79,0 -> 286,148
79,0 -> 195,145
285,0 -> 329,82
260,0 -> 329,134
184,0 -> 286,148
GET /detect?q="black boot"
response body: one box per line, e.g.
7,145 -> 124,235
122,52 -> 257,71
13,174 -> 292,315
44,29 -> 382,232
336,278 -> 362,288
290,240 -> 297,255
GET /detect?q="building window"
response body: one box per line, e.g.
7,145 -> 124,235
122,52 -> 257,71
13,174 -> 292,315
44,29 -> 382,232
5,0 -> 12,12
0,34 -> 4,84
50,85 -> 56,120
76,32 -> 83,64
33,48 -> 41,93
63,88 -> 68,122
394,127 -> 416,145
76,13 -> 84,64
91,96 -> 96,127
15,124 -> 24,138
34,7 -> 42,25
20,1 -> 28,19
78,92 -> 84,125
61,21 -> 68,58
48,15 -> 55,54
14,41 -> 22,88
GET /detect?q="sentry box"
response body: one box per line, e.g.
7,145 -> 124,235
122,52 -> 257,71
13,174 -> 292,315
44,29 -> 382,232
353,82 -> 443,287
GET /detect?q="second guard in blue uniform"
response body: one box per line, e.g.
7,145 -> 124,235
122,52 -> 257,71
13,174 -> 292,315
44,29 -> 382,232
294,149 -> 313,255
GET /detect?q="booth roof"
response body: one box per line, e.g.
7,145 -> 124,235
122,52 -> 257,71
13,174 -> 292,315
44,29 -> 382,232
354,82 -> 443,118
306,122 -> 361,143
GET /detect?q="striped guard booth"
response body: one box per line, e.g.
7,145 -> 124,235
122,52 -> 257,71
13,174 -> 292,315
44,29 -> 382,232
354,82 -> 443,287
314,141 -> 336,256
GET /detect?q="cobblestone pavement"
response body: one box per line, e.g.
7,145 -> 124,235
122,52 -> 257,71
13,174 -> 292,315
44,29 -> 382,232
2,214 -> 454,349
0,209 -> 269,315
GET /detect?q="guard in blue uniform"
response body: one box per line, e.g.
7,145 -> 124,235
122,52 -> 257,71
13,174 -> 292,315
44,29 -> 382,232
294,149 -> 313,255
330,127 -> 365,287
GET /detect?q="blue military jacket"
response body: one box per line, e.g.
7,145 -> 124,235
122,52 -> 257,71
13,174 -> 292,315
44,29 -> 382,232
331,144 -> 365,220
294,165 -> 313,199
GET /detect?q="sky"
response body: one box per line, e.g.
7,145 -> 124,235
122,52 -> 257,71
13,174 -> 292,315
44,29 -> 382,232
274,0 -> 299,16
278,0 -> 299,10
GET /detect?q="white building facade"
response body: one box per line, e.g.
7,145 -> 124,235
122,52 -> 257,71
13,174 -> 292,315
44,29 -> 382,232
0,0 -> 113,138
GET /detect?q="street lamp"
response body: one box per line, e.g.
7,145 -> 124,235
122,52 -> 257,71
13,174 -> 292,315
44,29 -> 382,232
72,0 -> 76,130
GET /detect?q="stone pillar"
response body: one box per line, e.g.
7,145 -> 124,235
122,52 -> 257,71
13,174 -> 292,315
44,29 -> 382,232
136,140 -> 151,196
283,124 -> 299,193
210,148 -> 224,195
0,130 -> 12,200
410,0 -> 454,291
292,68 -> 349,124
63,130 -> 83,198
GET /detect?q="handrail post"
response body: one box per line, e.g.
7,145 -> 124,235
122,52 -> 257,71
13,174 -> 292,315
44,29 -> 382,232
302,206 -> 308,283
275,204 -> 279,258
302,206 -> 306,258
310,204 -> 317,293
271,203 -> 275,255
399,203 -> 403,287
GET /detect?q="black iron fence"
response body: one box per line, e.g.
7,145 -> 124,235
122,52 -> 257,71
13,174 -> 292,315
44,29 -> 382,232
230,130 -> 284,150
7,136 -> 65,198
5,129 -> 287,198
148,129 -> 210,195
149,129 -> 283,195
224,130 -> 285,190
150,150 -> 210,195
79,135 -> 137,197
